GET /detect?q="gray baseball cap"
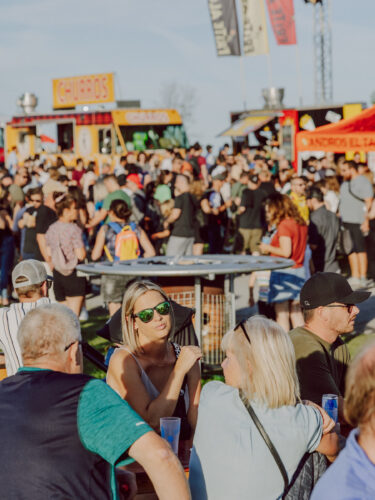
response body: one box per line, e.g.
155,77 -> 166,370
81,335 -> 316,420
12,260 -> 52,289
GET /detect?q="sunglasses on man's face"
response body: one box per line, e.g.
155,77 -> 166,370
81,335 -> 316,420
132,301 -> 171,323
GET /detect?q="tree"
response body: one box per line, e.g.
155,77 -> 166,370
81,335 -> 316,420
159,82 -> 198,127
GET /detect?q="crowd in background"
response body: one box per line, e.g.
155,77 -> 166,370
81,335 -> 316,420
1,144 -> 375,498
1,143 -> 374,329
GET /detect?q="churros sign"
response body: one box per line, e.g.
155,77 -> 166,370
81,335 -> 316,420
52,73 -> 115,109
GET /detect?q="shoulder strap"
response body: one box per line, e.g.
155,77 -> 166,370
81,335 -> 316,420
243,401 -> 289,490
108,221 -> 123,234
348,181 -> 365,202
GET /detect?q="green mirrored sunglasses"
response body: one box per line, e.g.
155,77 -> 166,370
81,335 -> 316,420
132,301 -> 171,323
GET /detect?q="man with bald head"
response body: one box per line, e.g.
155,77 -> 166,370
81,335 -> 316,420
0,304 -> 190,499
165,174 -> 197,256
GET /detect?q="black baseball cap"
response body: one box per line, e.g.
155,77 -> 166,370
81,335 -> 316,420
249,174 -> 259,184
300,272 -> 370,310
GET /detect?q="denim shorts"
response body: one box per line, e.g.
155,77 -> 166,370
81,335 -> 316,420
268,266 -> 306,303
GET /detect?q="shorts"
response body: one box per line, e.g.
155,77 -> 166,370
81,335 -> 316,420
53,269 -> 86,302
101,274 -> 131,304
268,266 -> 306,304
343,222 -> 366,253
239,228 -> 263,253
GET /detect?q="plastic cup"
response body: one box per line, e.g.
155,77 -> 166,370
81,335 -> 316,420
160,417 -> 181,454
322,394 -> 338,423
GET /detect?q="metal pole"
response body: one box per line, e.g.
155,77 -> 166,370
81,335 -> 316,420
194,277 -> 202,346
239,55 -> 247,110
295,45 -> 303,107
267,53 -> 274,89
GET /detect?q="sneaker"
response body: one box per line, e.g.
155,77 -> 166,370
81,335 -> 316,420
79,307 -> 89,321
359,278 -> 374,289
348,277 -> 361,289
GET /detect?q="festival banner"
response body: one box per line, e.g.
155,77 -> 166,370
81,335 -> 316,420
241,0 -> 269,56
265,0 -> 297,45
207,0 -> 241,56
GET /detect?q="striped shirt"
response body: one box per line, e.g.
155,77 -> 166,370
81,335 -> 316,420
0,298 -> 51,376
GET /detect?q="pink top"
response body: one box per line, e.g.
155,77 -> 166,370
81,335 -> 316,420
46,221 -> 84,265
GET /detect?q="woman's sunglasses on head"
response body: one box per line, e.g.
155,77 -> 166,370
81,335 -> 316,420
132,301 -> 171,323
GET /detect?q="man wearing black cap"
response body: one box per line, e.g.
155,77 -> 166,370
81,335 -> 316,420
290,272 -> 370,421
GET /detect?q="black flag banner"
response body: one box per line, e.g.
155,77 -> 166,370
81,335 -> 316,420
207,0 -> 241,56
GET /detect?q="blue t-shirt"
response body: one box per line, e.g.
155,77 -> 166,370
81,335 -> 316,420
311,428 -> 375,500
189,381 -> 322,500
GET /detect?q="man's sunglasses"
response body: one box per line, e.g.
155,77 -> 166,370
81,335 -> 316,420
132,301 -> 171,323
234,320 -> 251,344
325,304 -> 354,313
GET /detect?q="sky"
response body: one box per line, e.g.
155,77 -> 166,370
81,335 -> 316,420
1,0 -> 375,150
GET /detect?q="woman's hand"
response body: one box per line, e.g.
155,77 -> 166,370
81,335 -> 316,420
259,242 -> 270,255
305,400 -> 336,435
175,346 -> 202,376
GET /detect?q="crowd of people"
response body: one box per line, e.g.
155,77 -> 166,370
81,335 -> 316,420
0,144 -> 375,499
0,261 -> 373,499
1,144 -> 375,322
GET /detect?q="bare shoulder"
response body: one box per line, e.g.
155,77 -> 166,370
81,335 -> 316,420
107,347 -> 139,374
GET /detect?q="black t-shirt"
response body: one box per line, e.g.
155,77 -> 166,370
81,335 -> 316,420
259,181 -> 276,197
23,207 -> 39,255
238,187 -> 267,229
171,192 -> 197,238
35,205 -> 57,260
201,189 -> 227,227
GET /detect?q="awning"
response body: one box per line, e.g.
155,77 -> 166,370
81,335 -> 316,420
296,105 -> 375,152
219,115 -> 276,137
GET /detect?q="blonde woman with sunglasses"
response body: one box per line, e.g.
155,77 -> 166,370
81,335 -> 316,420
106,280 -> 201,439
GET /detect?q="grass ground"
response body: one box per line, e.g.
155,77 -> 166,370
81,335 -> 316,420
81,310 -> 375,379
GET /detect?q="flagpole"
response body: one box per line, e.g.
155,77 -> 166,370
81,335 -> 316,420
266,53 -> 273,88
295,45 -> 303,107
239,55 -> 247,110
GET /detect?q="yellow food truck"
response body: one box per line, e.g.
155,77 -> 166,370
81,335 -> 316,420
5,73 -> 188,167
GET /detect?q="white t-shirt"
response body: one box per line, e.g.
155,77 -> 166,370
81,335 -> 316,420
189,381 -> 322,500
0,297 -> 51,376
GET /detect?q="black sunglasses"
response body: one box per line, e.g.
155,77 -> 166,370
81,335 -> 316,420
132,301 -> 171,323
235,320 -> 251,344
64,340 -> 83,352
325,304 -> 354,313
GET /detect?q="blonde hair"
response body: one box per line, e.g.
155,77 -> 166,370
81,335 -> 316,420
18,303 -> 81,360
221,315 -> 300,408
344,341 -> 375,431
121,280 -> 173,353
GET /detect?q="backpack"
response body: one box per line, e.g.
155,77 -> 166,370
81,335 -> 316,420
104,222 -> 140,262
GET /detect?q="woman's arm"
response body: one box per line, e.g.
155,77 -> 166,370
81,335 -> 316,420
107,346 -> 201,431
91,226 -> 106,261
186,361 -> 201,437
315,432 -> 339,460
138,227 -> 156,258
259,235 -> 292,258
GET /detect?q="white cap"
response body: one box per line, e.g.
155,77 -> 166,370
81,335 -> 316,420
160,159 -> 172,171
12,260 -> 51,289
211,165 -> 227,180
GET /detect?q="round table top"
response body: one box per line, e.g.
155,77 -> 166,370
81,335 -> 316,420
77,254 -> 294,278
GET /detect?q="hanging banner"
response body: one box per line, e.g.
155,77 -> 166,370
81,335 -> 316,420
241,0 -> 269,56
265,0 -> 297,45
207,0 -> 241,56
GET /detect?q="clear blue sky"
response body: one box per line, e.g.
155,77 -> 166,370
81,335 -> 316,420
1,0 -> 374,150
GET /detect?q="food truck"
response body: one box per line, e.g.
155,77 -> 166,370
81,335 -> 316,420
4,73 -> 188,167
222,102 -> 364,169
